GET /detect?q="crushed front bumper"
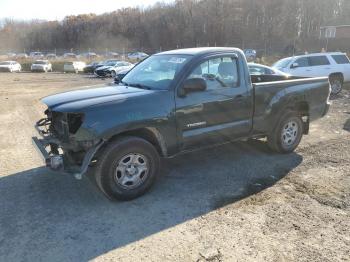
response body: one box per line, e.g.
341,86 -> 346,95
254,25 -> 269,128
32,136 -> 64,170
32,118 -> 104,179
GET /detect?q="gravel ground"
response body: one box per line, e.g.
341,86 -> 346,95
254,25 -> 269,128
0,73 -> 349,262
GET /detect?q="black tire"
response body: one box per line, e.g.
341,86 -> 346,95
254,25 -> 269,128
267,111 -> 303,154
329,75 -> 343,95
111,71 -> 116,78
95,136 -> 160,201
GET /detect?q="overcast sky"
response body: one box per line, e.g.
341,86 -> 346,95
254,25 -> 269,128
0,0 -> 174,21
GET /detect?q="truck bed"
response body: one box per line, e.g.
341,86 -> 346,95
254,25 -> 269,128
252,77 -> 331,134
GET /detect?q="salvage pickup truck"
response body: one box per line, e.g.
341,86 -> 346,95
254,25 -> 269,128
32,48 -> 331,200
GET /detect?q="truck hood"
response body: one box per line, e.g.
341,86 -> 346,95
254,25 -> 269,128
41,84 -> 155,112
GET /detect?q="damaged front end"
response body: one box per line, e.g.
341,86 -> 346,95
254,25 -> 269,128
32,109 -> 104,179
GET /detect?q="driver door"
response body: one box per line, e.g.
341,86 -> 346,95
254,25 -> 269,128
175,55 -> 253,150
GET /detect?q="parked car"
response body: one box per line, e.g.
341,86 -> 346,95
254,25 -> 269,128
248,63 -> 291,82
128,52 -> 149,61
0,61 -> 21,72
63,61 -> 86,73
6,53 -> 16,58
114,67 -> 133,83
244,49 -> 257,61
81,52 -> 98,59
30,52 -> 44,59
273,52 -> 350,94
16,53 -> 28,59
95,61 -> 134,77
46,53 -> 57,59
83,62 -> 104,74
248,63 -> 287,76
31,60 -> 52,72
105,52 -> 119,58
63,53 -> 77,59
33,47 -> 331,201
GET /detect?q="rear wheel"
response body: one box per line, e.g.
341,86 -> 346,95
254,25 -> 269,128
329,75 -> 343,95
267,111 -> 303,153
95,136 -> 160,201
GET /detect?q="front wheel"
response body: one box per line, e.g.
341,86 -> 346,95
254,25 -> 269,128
95,137 -> 160,201
267,111 -> 303,153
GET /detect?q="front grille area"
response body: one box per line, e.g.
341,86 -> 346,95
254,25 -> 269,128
48,111 -> 68,138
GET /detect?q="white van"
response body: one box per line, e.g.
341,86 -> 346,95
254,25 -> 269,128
273,52 -> 350,94
64,61 -> 86,73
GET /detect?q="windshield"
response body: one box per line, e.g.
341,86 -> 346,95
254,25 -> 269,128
105,61 -> 118,66
273,58 -> 292,68
121,54 -> 191,90
0,62 -> 11,65
34,61 -> 47,65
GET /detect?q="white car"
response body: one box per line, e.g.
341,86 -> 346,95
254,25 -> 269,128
30,52 -> 44,59
248,63 -> 288,76
94,61 -> 134,77
64,61 -> 86,73
6,53 -> 16,58
128,52 -> 149,61
63,53 -> 77,59
16,53 -> 28,59
31,60 -> 52,72
273,52 -> 350,94
0,61 -> 21,72
46,53 -> 57,59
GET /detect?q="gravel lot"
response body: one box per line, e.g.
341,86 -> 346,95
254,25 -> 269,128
0,73 -> 349,262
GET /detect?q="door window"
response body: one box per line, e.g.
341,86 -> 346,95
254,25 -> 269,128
331,55 -> 350,64
294,57 -> 309,67
187,56 -> 239,90
309,56 -> 330,66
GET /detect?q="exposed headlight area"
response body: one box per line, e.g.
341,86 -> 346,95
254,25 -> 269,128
41,110 -> 84,139
67,113 -> 84,134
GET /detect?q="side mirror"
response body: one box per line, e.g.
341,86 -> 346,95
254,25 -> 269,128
180,78 -> 207,96
290,63 -> 299,69
114,76 -> 120,84
114,74 -> 125,84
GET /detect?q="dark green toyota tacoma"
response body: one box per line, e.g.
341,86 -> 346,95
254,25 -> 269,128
32,48 -> 331,200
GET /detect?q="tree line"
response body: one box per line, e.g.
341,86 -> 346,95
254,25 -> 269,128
1,0 -> 350,55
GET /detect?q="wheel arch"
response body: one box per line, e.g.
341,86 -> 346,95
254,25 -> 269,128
272,101 -> 310,135
329,72 -> 344,82
102,127 -> 167,157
